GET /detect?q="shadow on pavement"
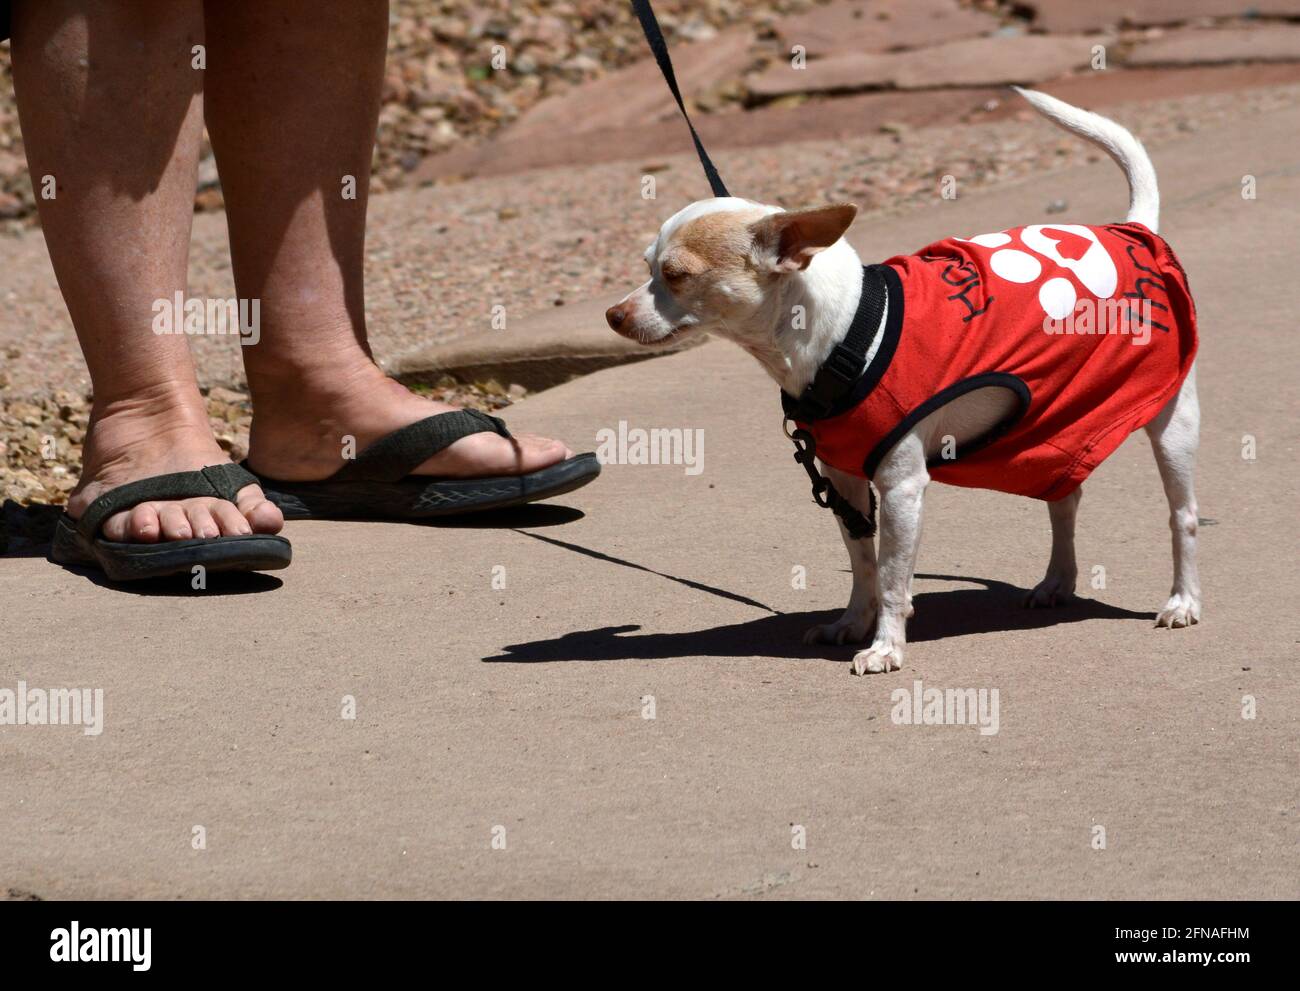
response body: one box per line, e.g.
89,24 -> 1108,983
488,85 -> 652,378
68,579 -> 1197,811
274,503 -> 587,529
484,570 -> 1156,663
54,564 -> 285,596
431,503 -> 584,528
512,528 -> 781,614
1,499 -> 61,557
3,501 -> 585,595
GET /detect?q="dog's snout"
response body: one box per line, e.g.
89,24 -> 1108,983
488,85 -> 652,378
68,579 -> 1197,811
606,303 -> 628,331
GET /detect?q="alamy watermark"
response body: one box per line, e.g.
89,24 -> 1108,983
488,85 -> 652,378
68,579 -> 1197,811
595,420 -> 704,475
152,293 -> 261,346
891,679 -> 999,736
50,922 -> 150,971
0,681 -> 104,736
1043,297 -> 1154,346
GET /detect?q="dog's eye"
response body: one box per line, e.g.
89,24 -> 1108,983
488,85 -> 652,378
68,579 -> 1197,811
661,265 -> 688,283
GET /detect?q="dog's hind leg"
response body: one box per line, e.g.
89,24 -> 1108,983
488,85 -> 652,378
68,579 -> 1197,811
1024,487 -> 1082,608
1145,364 -> 1201,627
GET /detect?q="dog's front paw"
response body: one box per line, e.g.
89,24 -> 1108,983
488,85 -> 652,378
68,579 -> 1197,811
1023,572 -> 1076,609
1155,593 -> 1200,629
851,643 -> 903,675
803,611 -> 874,646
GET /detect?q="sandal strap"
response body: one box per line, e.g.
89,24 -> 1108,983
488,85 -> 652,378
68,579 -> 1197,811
76,463 -> 259,539
331,409 -> 512,483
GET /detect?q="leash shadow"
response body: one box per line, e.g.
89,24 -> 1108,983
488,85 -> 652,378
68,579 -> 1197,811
484,570 -> 1156,663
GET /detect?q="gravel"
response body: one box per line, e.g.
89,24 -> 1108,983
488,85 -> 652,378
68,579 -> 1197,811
352,79 -> 1300,350
0,0 -> 822,224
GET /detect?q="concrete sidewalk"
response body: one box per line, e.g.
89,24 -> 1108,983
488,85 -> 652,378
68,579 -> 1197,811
2,105 -> 1297,900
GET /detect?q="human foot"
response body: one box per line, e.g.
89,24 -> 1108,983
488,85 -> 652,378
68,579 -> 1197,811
245,364 -> 575,483
67,391 -> 284,542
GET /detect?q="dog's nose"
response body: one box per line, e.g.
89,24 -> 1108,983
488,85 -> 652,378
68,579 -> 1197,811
606,304 -> 627,330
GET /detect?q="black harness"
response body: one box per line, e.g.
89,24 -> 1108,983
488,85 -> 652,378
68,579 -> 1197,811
781,267 -> 888,539
632,0 -> 880,539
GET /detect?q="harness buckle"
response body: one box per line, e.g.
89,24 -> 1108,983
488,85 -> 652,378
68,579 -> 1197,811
821,344 -> 864,387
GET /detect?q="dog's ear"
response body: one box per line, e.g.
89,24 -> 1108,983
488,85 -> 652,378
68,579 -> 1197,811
751,203 -> 858,273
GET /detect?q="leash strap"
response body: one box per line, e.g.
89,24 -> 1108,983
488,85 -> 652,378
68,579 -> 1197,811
630,0 -> 730,198
788,426 -> 877,540
631,0 -> 870,536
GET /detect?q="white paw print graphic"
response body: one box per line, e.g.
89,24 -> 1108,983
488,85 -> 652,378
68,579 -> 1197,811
957,225 -> 1119,320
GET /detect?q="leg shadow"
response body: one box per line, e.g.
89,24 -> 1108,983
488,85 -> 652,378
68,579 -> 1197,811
484,568 -> 1155,664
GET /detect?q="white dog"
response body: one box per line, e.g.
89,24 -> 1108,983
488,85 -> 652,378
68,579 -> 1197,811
607,88 -> 1201,674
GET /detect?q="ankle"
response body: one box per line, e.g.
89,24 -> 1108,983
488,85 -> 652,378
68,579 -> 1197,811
248,349 -> 413,421
80,386 -> 222,480
244,364 -> 441,479
243,338 -> 384,406
89,378 -> 208,423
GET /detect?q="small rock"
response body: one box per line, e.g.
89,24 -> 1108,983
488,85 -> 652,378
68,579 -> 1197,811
207,386 -> 249,406
194,187 -> 224,212
197,155 -> 220,190
12,402 -> 44,428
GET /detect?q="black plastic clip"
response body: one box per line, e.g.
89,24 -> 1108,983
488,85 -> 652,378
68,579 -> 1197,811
786,421 -> 877,540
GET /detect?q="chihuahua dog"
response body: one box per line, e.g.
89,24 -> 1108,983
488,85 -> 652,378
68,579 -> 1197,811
607,88 -> 1201,674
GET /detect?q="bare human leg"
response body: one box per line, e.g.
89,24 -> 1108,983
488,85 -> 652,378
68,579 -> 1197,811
10,0 -> 282,541
201,0 -> 573,484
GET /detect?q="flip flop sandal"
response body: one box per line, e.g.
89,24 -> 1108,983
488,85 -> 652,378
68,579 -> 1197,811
244,409 -> 601,521
49,463 -> 292,582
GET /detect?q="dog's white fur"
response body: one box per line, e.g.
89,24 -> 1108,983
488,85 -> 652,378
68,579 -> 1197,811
608,89 -> 1200,673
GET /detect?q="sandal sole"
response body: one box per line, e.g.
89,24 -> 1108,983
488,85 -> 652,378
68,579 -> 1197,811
256,452 -> 602,521
50,515 -> 292,582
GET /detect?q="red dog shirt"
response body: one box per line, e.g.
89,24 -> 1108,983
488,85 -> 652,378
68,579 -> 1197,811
793,222 -> 1198,500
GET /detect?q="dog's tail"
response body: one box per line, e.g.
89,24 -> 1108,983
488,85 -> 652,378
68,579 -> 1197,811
1012,86 -> 1159,233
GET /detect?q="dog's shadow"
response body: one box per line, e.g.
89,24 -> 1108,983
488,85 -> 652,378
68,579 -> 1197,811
485,570 -> 1155,663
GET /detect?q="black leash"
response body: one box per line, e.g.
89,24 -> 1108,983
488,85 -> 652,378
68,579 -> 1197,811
629,0 -> 729,198
630,0 -> 877,540
788,426 -> 877,539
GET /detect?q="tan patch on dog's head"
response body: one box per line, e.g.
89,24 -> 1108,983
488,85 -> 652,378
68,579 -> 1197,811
649,207 -> 772,316
660,208 -> 759,282
662,207 -> 768,277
